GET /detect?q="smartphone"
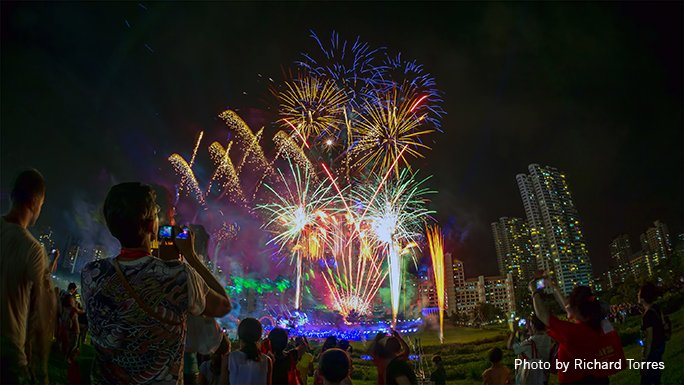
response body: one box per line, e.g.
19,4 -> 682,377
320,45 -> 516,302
518,318 -> 527,329
536,278 -> 545,290
159,225 -> 173,240
176,226 -> 190,239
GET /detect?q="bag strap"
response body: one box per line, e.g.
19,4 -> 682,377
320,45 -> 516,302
112,258 -> 182,326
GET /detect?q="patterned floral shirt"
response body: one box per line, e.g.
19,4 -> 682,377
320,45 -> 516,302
81,256 -> 208,385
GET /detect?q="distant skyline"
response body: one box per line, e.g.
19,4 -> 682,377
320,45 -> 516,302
2,2 -> 682,276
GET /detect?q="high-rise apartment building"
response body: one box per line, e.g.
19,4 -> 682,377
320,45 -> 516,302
640,220 -> 672,274
492,217 -> 536,285
609,234 -> 632,286
516,164 -> 593,294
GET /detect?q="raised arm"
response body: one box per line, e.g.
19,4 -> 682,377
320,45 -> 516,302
392,330 -> 410,359
367,332 -> 384,356
530,280 -> 550,326
175,231 -> 232,317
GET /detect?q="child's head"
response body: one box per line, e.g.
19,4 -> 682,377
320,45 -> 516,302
319,348 -> 351,385
338,339 -> 350,351
322,336 -> 337,352
237,318 -> 262,360
384,336 -> 402,357
488,347 -> 503,364
432,355 -> 442,365
268,327 -> 289,354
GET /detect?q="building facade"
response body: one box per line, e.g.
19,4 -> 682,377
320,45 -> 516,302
608,234 -> 633,288
446,257 -> 516,316
516,164 -> 593,294
491,217 -> 536,285
640,220 -> 672,274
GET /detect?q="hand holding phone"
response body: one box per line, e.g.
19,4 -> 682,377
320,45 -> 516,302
176,226 -> 190,240
173,226 -> 196,259
159,225 -> 174,241
518,318 -> 527,329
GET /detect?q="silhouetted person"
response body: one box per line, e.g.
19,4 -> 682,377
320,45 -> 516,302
430,355 -> 446,385
229,318 -> 272,384
384,331 -> 416,385
482,347 -> 511,385
319,348 -> 351,385
1,169 -> 56,384
639,283 -> 666,385
81,182 -> 231,384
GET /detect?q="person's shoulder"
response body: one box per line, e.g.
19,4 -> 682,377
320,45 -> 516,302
3,221 -> 44,254
141,257 -> 192,279
83,258 -> 112,273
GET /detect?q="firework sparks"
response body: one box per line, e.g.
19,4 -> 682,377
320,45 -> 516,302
273,130 -> 317,175
278,74 -> 349,143
189,131 -> 204,167
382,54 -> 445,130
257,160 -> 336,252
356,168 -> 435,247
219,110 -> 272,176
168,153 -> 205,205
167,33 -> 447,327
427,225 -> 446,343
297,31 -> 385,105
352,88 -> 435,176
207,141 -> 245,203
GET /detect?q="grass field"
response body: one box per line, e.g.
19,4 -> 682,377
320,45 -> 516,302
46,309 -> 683,385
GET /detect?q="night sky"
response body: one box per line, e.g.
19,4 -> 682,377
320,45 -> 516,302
2,2 -> 682,277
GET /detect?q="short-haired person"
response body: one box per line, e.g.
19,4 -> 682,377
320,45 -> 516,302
319,348 -> 351,385
507,314 -> 554,385
229,317 -> 272,385
483,347 -> 511,385
531,279 -> 625,385
384,331 -> 417,385
430,355 -> 446,385
269,327 -> 305,385
1,169 -> 56,384
315,336 -> 340,385
639,283 -> 666,385
81,182 -> 231,384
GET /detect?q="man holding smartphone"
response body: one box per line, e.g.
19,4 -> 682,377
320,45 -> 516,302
81,182 -> 231,384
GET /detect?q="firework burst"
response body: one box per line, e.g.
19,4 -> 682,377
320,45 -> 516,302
257,161 -> 337,255
278,74 -> 349,143
381,54 -> 445,131
351,88 -> 435,176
